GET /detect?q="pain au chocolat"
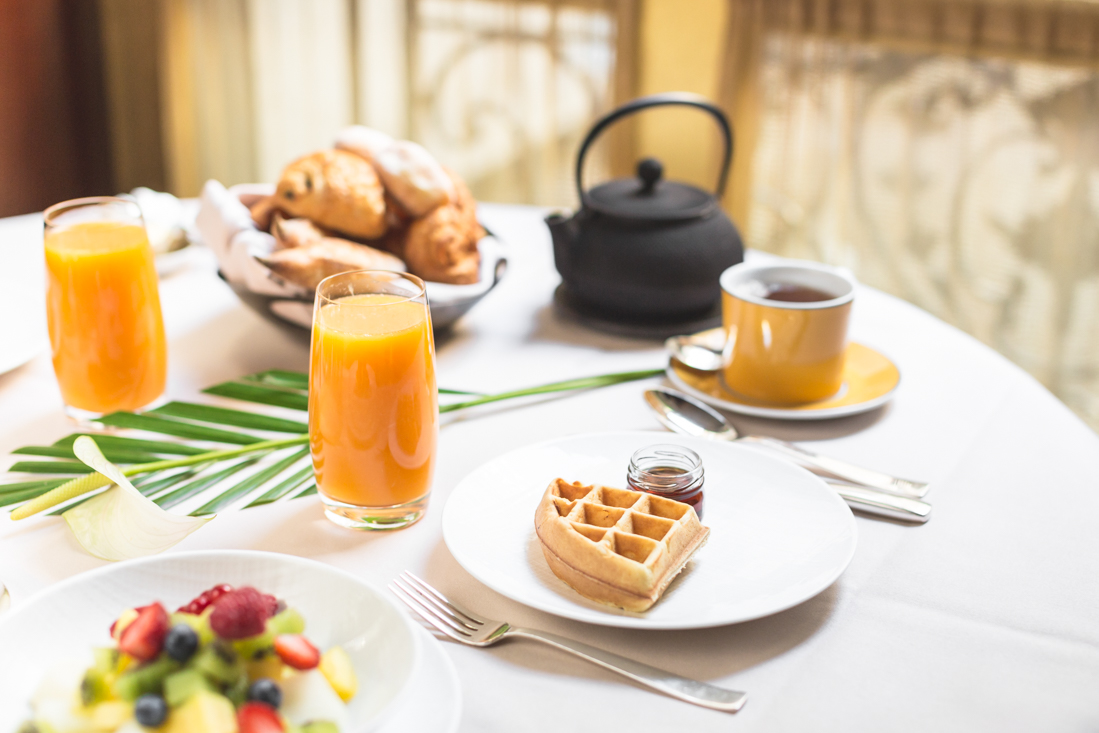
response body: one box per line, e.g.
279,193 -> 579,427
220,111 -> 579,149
534,478 -> 709,612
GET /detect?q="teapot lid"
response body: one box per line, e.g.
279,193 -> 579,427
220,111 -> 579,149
585,158 -> 716,222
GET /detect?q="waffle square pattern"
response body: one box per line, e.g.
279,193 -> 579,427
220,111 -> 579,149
534,478 -> 710,612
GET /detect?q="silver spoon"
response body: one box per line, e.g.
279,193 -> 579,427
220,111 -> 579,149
644,388 -> 932,523
655,345 -> 930,499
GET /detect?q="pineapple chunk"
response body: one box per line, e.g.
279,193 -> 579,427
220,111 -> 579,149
161,691 -> 237,733
245,653 -> 285,683
318,647 -> 357,703
89,700 -> 131,731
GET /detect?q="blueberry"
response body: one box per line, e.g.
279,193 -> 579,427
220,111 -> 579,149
247,677 -> 282,709
134,694 -> 168,727
164,624 -> 200,662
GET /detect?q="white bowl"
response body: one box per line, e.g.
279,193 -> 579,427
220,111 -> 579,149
0,550 -> 420,733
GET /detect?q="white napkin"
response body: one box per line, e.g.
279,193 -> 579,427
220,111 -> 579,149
195,180 -> 310,298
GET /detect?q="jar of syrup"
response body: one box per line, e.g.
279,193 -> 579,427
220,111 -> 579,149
626,444 -> 704,519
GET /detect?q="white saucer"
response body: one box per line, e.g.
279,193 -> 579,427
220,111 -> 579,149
443,431 -> 857,630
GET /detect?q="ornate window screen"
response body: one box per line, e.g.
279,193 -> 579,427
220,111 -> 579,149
721,0 -> 1099,430
408,0 -> 637,207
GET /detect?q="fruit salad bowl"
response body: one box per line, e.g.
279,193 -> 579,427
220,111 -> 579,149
0,550 -> 420,733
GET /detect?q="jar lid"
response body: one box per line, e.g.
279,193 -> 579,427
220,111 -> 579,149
584,158 -> 716,222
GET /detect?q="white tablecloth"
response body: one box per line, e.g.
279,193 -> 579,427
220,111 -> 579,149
2,204 -> 1098,732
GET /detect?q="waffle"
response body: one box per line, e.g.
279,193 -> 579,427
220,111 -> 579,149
534,478 -> 709,612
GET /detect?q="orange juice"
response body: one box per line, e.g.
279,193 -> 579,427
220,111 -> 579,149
45,220 -> 167,414
309,293 -> 438,512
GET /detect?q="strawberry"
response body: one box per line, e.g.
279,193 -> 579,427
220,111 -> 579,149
109,605 -> 147,640
273,634 -> 320,670
209,587 -> 272,640
118,603 -> 170,662
237,702 -> 284,733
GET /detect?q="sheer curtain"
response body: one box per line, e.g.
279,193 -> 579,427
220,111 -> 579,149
719,0 -> 1099,430
151,0 -> 629,207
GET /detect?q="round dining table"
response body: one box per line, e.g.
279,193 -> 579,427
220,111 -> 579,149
1,203 -> 1097,732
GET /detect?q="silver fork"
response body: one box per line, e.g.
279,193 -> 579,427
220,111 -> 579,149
390,572 -> 748,713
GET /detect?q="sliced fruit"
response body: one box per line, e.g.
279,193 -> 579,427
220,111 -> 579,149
80,667 -> 112,707
192,642 -> 244,685
169,611 -> 216,646
177,584 -> 234,615
300,723 -> 338,733
244,654 -> 285,684
118,604 -> 170,662
114,655 -> 181,702
161,691 -> 238,733
89,699 -> 132,730
110,608 -> 141,642
266,609 -> 304,637
272,636 -> 319,671
223,672 -> 251,708
318,647 -> 357,703
209,588 -> 272,640
237,702 -> 284,733
164,668 -> 215,708
232,629 -> 275,662
92,648 -> 120,675
279,671 -> 350,732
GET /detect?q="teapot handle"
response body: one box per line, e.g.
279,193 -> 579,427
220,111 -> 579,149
575,92 -> 734,203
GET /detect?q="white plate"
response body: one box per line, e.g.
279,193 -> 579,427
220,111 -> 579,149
443,431 -> 857,630
0,213 -> 48,376
382,627 -> 461,733
0,550 -> 421,733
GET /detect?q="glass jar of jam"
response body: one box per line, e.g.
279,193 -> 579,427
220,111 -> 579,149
626,444 -> 705,519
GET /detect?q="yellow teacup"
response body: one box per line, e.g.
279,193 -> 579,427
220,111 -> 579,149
719,261 -> 855,404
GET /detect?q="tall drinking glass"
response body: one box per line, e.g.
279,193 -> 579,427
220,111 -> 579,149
44,197 -> 167,422
309,271 -> 438,530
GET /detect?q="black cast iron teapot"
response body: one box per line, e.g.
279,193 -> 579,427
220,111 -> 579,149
547,93 -> 744,324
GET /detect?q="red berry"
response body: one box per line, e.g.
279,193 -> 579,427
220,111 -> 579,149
262,594 -> 279,617
209,587 -> 272,640
109,604 -> 151,638
273,634 -> 320,670
118,603 -> 170,662
238,702 -> 284,733
177,584 -> 234,614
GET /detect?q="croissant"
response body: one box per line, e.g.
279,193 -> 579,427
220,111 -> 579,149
401,171 -> 482,285
257,238 -> 405,291
271,213 -> 327,249
275,150 -> 387,240
337,126 -> 454,217
249,195 -> 279,231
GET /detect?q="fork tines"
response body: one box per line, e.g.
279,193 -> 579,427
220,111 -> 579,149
390,572 -> 484,641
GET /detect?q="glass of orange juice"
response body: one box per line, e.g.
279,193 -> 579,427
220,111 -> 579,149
44,197 -> 167,422
309,270 -> 439,530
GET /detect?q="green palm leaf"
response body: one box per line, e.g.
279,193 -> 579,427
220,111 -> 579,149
203,382 -> 308,411
151,402 -> 308,433
1,366 -> 663,520
155,458 -> 262,511
99,412 -> 266,444
53,434 -> 209,455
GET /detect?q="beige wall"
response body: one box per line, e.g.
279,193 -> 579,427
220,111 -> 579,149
632,0 -> 730,196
